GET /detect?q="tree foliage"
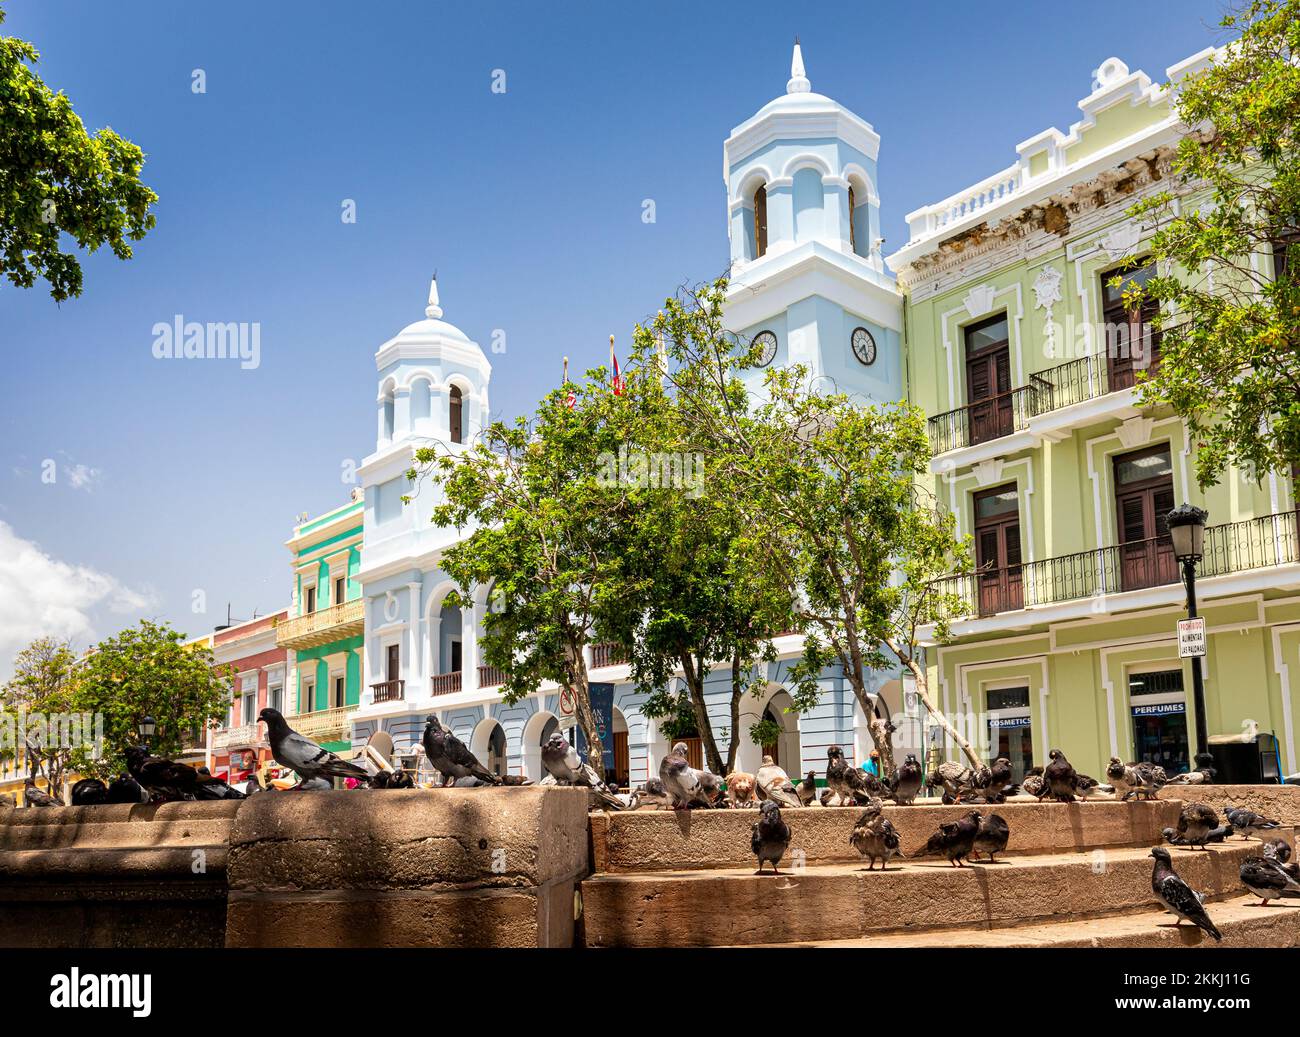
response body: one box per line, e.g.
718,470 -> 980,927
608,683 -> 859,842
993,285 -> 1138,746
0,6 -> 157,300
2,636 -> 78,799
1127,0 -> 1300,486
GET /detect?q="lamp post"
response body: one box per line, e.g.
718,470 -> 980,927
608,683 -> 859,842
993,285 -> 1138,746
1166,504 -> 1209,757
137,715 -> 156,753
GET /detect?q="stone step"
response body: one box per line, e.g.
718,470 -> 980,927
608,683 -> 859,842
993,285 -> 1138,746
591,799 -> 1181,874
758,894 -> 1300,948
580,841 -> 1259,947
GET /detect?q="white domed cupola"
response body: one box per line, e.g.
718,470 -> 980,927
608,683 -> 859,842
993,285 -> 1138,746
373,276 -> 491,452
724,40 -> 884,274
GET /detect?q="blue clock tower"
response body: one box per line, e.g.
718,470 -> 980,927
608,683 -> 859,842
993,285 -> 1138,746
723,42 -> 903,402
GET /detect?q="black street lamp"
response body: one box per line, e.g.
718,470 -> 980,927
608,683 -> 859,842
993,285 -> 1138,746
137,715 -> 156,752
1166,503 -> 1209,757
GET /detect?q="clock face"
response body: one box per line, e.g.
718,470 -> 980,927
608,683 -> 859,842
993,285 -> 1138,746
851,326 -> 877,366
752,330 -> 778,367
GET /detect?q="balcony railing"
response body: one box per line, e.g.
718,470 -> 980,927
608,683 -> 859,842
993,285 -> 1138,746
477,664 -> 506,688
926,350 -> 1156,455
430,671 -> 463,696
212,722 -> 266,751
371,679 -> 404,703
293,704 -> 355,743
590,642 -> 629,669
932,511 -> 1300,620
275,598 -> 365,650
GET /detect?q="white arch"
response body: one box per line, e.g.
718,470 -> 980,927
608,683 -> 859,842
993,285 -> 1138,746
780,151 -> 832,179
377,376 -> 397,402
400,368 -> 439,391
735,682 -> 801,775
440,373 -> 477,397
470,716 -> 507,777
841,163 -> 877,202
522,708 -> 560,782
732,164 -> 775,206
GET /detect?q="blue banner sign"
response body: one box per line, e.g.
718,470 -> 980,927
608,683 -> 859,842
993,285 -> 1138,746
575,682 -> 616,770
1132,701 -> 1185,718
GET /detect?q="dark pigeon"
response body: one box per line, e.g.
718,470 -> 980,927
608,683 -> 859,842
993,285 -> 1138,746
1163,823 -> 1232,847
1224,803 -> 1282,840
970,812 -> 1010,862
1175,803 -> 1220,849
1239,854 -> 1300,905
106,775 -> 149,804
796,771 -> 818,807
750,800 -> 791,875
22,778 -> 58,808
1149,847 -> 1221,940
913,809 -> 981,867
890,753 -> 924,805
260,707 -> 369,784
849,808 -> 902,870
1039,748 -> 1078,803
421,715 -> 500,787
70,778 -> 109,806
826,745 -> 883,805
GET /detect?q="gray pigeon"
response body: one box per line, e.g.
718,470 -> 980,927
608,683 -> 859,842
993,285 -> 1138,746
826,745 -> 883,805
260,708 -> 369,784
849,807 -> 902,870
629,778 -> 671,810
1106,757 -> 1166,801
912,809 -> 981,867
970,812 -> 1010,862
750,800 -> 791,875
1176,802 -> 1220,850
796,771 -> 818,807
1149,847 -> 1221,940
541,732 -> 624,809
889,753 -> 924,805
1239,854 -> 1300,905
1163,823 -> 1232,847
23,777 -> 58,808
1224,803 -> 1282,840
659,742 -> 703,809
422,715 -> 500,786
294,776 -> 334,791
755,755 -> 801,808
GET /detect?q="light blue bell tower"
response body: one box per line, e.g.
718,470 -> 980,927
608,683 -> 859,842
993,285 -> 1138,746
723,41 -> 903,401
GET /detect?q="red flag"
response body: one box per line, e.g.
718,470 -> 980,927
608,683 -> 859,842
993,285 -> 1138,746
610,335 -> 624,396
562,356 -> 576,409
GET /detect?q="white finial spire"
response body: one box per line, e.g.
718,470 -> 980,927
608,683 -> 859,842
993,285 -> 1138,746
425,273 -> 443,319
787,36 -> 810,94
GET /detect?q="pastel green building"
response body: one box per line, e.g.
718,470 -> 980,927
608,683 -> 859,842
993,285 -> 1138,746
274,496 -> 365,753
886,50 -> 1298,783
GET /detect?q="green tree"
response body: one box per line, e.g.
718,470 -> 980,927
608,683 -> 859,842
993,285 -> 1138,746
1,5 -> 158,300
70,620 -> 232,779
1126,0 -> 1300,486
655,282 -> 979,777
411,358 -> 656,778
2,636 -> 79,799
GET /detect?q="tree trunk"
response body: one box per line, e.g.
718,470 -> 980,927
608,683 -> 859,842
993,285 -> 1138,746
725,653 -> 743,774
887,639 -> 981,770
680,652 -> 724,776
846,681 -> 897,779
563,639 -> 606,781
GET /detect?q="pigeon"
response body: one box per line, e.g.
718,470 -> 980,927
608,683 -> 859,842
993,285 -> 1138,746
970,812 -> 1011,862
294,776 -> 334,790
912,809 -> 982,867
819,788 -> 838,807
928,760 -> 970,801
1176,802 -> 1220,849
629,778 -> 671,810
659,742 -> 705,809
890,753 -> 924,805
106,775 -> 149,804
450,776 -> 491,787
70,778 -> 109,806
1168,753 -> 1218,786
796,771 -> 818,807
1224,803 -> 1282,840
1106,757 -> 1166,801
726,771 -> 758,808
750,800 -> 791,875
1163,823 -> 1232,847
22,778 -> 58,808
498,774 -> 533,786
124,746 -> 200,799
755,755 -> 801,808
422,715 -> 500,787
960,764 -> 994,801
849,807 -> 903,870
372,767 -> 415,790
826,745 -> 884,805
1018,766 -> 1046,799
193,770 -> 246,800
1075,773 -> 1114,800
1149,847 -> 1222,941
1262,838 -> 1294,867
1040,748 -> 1078,803
694,769 -> 727,808
260,708 -> 370,784
1239,854 -> 1300,905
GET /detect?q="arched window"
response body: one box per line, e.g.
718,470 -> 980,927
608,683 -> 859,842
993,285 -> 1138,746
848,184 -> 857,254
382,391 -> 395,441
753,184 -> 768,259
449,385 -> 463,444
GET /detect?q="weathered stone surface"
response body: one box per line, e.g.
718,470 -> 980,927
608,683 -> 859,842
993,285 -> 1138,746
1158,783 -> 1300,826
590,799 -> 1181,874
580,842 -> 1255,947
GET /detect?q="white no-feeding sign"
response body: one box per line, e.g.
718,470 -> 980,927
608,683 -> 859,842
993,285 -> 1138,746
1177,617 -> 1207,658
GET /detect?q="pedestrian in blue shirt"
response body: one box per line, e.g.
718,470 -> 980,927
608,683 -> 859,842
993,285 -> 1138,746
862,749 -> 880,778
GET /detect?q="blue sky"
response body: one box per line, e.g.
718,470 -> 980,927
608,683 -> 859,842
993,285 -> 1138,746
0,0 -> 1231,668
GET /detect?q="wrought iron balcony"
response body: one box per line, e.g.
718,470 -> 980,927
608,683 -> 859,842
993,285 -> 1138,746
931,511 -> 1300,620
275,598 -> 365,650
370,679 -> 404,703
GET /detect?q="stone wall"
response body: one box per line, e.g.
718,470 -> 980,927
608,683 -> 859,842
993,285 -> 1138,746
1157,783 -> 1300,826
0,787 -> 589,949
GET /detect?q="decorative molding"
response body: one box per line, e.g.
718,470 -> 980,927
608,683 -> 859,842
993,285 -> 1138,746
1032,266 -> 1063,311
971,458 -> 1006,487
962,284 -> 997,319
1116,415 -> 1155,449
1098,220 -> 1141,260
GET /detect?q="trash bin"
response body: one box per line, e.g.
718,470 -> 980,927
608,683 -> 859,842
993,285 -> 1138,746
1207,731 -> 1281,784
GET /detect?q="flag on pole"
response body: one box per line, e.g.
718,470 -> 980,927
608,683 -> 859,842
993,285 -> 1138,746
610,335 -> 624,396
562,356 -> 576,409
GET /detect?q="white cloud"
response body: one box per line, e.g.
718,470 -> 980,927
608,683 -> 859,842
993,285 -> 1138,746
0,521 -> 156,682
64,463 -> 103,492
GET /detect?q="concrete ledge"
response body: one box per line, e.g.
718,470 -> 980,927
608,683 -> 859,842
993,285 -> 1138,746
581,842 -> 1255,947
1158,784 -> 1300,826
590,800 -> 1181,874
225,787 -> 589,947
